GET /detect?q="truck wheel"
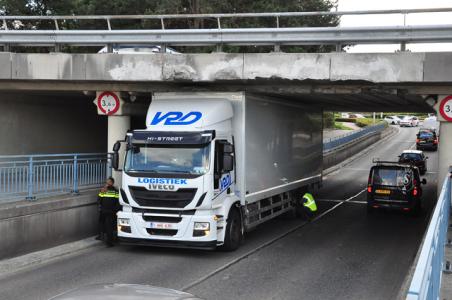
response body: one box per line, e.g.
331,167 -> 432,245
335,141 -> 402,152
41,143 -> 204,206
221,207 -> 243,251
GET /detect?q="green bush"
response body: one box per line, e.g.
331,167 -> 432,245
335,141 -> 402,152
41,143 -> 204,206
334,118 -> 357,123
356,118 -> 386,128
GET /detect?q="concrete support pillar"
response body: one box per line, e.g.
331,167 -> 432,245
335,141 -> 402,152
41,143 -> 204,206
438,122 -> 452,192
108,115 -> 130,187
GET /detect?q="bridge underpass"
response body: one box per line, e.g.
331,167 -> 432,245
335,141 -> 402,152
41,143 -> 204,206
0,51 -> 448,299
2,8 -> 452,297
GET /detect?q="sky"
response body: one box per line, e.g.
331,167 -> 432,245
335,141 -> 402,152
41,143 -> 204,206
337,0 -> 452,52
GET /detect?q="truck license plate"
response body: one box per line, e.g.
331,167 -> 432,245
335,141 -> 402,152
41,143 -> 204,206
149,222 -> 174,229
376,189 -> 391,195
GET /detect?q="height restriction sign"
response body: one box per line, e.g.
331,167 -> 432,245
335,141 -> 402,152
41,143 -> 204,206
439,95 -> 452,122
97,91 -> 120,115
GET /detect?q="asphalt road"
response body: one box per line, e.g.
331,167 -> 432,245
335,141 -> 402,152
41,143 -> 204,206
0,126 -> 438,300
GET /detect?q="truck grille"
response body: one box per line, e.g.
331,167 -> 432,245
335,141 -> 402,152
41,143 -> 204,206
129,186 -> 197,208
142,215 -> 182,223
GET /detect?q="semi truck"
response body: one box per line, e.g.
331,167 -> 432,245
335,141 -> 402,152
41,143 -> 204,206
111,92 -> 323,251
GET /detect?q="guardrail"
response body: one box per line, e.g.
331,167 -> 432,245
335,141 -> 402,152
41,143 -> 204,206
1,8 -> 452,51
0,153 -> 109,201
323,123 -> 386,152
406,168 -> 451,300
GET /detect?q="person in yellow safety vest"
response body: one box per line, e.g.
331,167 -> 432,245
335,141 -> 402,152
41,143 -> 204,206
96,177 -> 120,247
302,192 -> 317,220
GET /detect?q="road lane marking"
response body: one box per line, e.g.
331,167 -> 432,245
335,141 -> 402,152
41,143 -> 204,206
182,188 -> 366,292
318,199 -> 367,205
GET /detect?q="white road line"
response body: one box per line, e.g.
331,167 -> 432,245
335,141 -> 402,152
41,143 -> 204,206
182,188 -> 367,292
312,189 -> 367,222
318,199 -> 367,205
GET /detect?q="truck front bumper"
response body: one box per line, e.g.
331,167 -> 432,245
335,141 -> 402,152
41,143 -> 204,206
118,237 -> 217,250
117,209 -> 219,249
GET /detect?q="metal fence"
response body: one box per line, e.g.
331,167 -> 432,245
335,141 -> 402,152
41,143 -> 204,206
323,123 -> 386,152
1,8 -> 452,51
406,168 -> 451,300
0,153 -> 109,201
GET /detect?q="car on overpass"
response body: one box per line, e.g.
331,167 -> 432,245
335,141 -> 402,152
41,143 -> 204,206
98,44 -> 180,54
367,160 -> 426,215
399,116 -> 420,127
398,150 -> 428,175
416,129 -> 438,151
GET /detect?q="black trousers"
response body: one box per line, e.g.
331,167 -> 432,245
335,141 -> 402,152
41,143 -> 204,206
99,211 -> 116,245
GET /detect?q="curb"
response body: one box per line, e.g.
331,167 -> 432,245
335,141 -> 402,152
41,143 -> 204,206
0,237 -> 102,278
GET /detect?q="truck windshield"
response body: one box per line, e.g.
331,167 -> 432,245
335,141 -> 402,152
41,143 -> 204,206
124,144 -> 210,175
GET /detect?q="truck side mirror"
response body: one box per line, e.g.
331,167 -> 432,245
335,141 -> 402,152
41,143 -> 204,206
111,141 -> 121,170
421,178 -> 427,185
113,141 -> 121,152
222,154 -> 233,172
111,152 -> 119,170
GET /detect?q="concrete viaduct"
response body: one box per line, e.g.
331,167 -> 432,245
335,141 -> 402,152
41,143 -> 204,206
0,51 -> 451,183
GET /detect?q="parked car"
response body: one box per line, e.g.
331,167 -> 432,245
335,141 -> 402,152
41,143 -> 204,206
416,129 -> 438,151
398,150 -> 428,175
384,116 -> 401,125
399,116 -> 419,127
367,160 -> 426,215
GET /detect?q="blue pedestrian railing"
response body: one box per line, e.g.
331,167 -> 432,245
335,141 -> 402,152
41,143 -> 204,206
406,168 -> 451,300
323,123 -> 386,152
0,153 -> 109,201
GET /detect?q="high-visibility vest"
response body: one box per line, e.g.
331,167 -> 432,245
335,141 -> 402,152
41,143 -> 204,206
302,193 -> 317,212
98,190 -> 119,199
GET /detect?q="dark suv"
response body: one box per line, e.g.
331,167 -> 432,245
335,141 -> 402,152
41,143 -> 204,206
416,129 -> 438,151
367,162 -> 426,215
398,150 -> 428,175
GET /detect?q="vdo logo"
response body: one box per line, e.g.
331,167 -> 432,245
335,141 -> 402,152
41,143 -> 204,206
151,111 -> 202,126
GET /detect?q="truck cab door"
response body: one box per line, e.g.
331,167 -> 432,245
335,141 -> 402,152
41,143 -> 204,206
213,140 -> 235,196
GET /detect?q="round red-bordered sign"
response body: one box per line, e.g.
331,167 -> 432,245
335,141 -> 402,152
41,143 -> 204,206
439,95 -> 452,122
97,91 -> 120,115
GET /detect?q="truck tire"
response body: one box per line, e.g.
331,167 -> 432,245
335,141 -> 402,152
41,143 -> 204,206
221,207 -> 243,251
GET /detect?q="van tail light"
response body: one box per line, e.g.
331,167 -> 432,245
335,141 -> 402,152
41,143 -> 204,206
367,185 -> 372,193
433,139 -> 438,144
416,139 -> 420,143
413,187 -> 418,196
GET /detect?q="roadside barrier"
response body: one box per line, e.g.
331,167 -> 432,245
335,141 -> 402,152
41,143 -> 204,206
0,153 -> 108,201
323,123 -> 386,152
406,168 -> 451,300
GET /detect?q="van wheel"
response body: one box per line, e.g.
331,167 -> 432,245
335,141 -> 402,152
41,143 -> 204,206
221,207 -> 243,251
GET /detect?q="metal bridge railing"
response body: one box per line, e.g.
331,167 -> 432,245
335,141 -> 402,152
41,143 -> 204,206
0,153 -> 109,202
323,123 -> 386,152
406,168 -> 451,300
1,8 -> 452,50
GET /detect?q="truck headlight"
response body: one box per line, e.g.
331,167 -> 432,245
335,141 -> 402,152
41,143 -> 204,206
194,222 -> 210,231
193,222 -> 210,237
